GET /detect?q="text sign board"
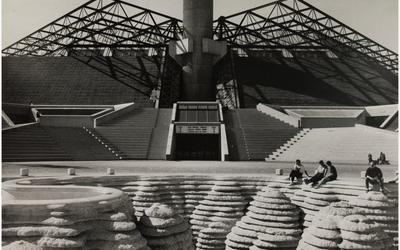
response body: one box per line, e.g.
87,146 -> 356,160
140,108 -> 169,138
176,125 -> 219,134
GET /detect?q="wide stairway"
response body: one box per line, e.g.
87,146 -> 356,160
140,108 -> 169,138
2,108 -> 172,161
43,126 -> 120,161
224,109 -> 305,161
267,125 -> 399,164
86,108 -> 161,160
2,124 -> 72,162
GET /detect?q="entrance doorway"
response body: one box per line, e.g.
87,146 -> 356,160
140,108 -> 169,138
176,134 -> 220,160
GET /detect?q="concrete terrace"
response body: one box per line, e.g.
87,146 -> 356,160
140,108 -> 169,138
267,125 -> 398,164
2,160 -> 398,184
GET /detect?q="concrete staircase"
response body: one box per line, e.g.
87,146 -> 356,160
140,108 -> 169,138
266,125 -> 398,164
266,128 -> 312,161
224,109 -> 305,161
43,126 -> 119,161
86,108 -> 159,160
2,124 -> 72,162
2,108 -> 171,162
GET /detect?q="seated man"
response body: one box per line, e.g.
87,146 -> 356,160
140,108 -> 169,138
315,161 -> 337,188
365,161 -> 384,193
289,159 -> 309,185
304,160 -> 327,186
378,152 -> 386,165
368,153 -> 373,163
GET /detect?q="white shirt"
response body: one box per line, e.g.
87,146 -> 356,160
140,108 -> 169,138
294,164 -> 304,174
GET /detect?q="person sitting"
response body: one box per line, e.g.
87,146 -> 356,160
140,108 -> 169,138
289,159 -> 309,185
304,160 -> 327,186
315,161 -> 337,188
367,153 -> 373,163
378,152 -> 386,165
365,161 -> 384,193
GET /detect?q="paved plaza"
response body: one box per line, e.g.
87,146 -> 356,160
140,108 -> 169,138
2,160 -> 398,184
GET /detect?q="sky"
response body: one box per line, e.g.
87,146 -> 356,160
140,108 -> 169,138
2,0 -> 398,53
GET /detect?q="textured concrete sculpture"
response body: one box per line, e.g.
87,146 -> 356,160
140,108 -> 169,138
191,181 -> 248,249
2,184 -> 149,250
228,187 -> 301,250
138,203 -> 194,250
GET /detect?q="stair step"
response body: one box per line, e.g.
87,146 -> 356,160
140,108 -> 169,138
224,109 -> 303,161
2,124 -> 73,162
86,108 -> 160,160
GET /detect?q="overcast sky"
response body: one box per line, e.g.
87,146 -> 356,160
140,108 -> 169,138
2,0 -> 398,53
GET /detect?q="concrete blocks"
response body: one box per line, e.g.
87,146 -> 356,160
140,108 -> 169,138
68,168 -> 75,175
20,168 -> 29,176
107,168 -> 115,175
276,169 -> 283,175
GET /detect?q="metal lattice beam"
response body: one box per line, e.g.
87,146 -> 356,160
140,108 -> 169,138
3,0 -> 397,74
214,0 -> 398,74
2,0 -> 183,57
215,51 -> 239,109
159,52 -> 181,108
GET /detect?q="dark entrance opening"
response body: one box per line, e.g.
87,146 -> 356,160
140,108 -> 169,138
176,134 -> 220,160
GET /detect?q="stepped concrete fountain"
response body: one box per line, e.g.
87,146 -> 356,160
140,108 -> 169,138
2,175 -> 398,249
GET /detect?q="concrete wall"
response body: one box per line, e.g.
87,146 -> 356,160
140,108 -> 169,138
166,123 -> 176,160
300,117 -> 358,128
220,123 -> 229,161
365,104 -> 398,117
94,103 -> 136,127
257,103 -> 300,127
25,104 -> 138,128
39,109 -> 111,128
2,56 -> 158,107
283,106 -> 366,128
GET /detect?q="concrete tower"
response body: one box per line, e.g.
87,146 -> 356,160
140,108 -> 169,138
169,0 -> 226,101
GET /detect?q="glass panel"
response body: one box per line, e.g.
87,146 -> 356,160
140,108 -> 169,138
187,110 -> 197,122
198,110 -> 207,122
178,110 -> 187,122
208,110 -> 218,122
176,134 -> 220,160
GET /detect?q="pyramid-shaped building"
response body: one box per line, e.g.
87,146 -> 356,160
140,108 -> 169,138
2,0 -> 398,163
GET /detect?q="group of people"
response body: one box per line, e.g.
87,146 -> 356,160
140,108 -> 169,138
289,158 -> 393,193
289,159 -> 337,189
368,152 -> 387,165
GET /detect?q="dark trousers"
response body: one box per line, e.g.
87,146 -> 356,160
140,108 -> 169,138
309,172 -> 325,184
366,178 -> 384,190
289,171 -> 303,182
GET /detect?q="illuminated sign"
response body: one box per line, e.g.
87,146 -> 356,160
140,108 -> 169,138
176,125 -> 219,134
